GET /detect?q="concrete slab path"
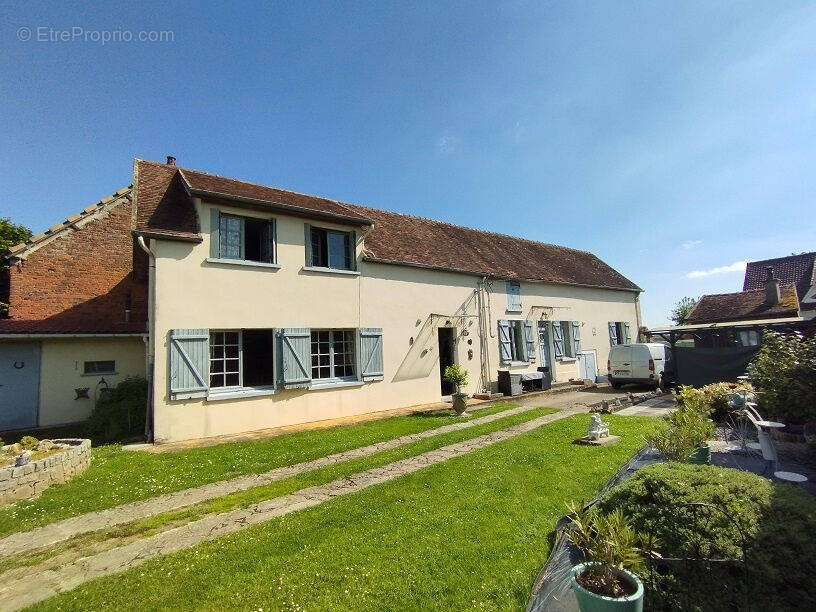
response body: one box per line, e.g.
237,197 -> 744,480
0,406 -> 588,611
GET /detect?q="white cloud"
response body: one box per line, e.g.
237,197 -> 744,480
685,260 -> 747,279
435,134 -> 458,156
681,239 -> 703,250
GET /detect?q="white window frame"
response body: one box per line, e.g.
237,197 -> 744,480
209,330 -> 243,390
507,320 -> 527,362
310,329 -> 357,382
218,213 -> 276,264
310,227 -> 354,271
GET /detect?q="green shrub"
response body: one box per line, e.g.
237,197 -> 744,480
85,377 -> 147,443
677,382 -> 752,422
646,392 -> 715,461
18,435 -> 39,450
747,331 -> 816,425
598,463 -> 816,610
443,364 -> 468,393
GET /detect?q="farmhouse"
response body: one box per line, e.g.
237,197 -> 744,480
0,158 -> 642,442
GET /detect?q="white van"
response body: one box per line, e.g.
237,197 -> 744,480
607,343 -> 673,390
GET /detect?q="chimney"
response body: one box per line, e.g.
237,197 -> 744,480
166,155 -> 176,166
764,265 -> 781,306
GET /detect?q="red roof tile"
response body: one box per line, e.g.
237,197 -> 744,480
743,253 -> 815,306
0,319 -> 146,335
132,160 -> 640,292
685,285 -> 800,324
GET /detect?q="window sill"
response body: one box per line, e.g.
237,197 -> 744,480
206,258 -> 281,270
558,357 -> 577,363
308,379 -> 365,390
506,308 -> 523,314
301,266 -> 360,276
206,387 -> 278,401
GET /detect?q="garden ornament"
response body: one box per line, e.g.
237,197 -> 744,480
588,413 -> 610,441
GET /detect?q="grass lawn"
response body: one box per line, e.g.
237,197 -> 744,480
34,414 -> 658,611
0,403 -> 515,536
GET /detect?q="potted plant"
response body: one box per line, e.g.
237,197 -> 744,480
567,503 -> 647,611
443,364 -> 469,415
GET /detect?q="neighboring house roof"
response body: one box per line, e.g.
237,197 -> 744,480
743,252 -> 816,306
684,285 -> 800,324
133,160 -> 641,292
0,319 -> 146,335
7,187 -> 132,259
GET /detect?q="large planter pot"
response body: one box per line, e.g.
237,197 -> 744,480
451,392 -> 469,415
687,444 -> 711,465
570,562 -> 644,612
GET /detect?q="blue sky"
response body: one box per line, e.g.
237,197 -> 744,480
2,1 -> 815,325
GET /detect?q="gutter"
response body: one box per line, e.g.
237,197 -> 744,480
137,235 -> 156,443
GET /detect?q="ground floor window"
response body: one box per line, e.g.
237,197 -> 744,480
209,329 -> 275,389
311,330 -> 356,380
84,360 -> 115,375
508,320 -> 526,361
609,321 -> 631,345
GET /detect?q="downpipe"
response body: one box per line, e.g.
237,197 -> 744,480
137,235 -> 156,443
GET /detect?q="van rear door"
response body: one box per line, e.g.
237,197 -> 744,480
609,345 -> 633,377
630,345 -> 653,379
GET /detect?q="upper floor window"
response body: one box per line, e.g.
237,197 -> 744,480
608,321 -> 631,346
213,211 -> 276,264
506,281 -> 522,312
308,225 -> 355,271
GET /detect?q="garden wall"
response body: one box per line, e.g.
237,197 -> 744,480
0,439 -> 91,506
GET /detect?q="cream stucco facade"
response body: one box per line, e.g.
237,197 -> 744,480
147,199 -> 640,443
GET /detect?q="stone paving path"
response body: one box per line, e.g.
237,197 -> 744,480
0,406 -> 584,611
0,404 -> 540,558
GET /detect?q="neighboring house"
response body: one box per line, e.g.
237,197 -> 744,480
743,253 -> 816,320
1,158 -> 642,442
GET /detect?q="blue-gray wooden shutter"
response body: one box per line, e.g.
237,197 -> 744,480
278,328 -> 312,388
623,322 -> 632,344
169,329 -> 209,398
497,320 -> 512,364
608,322 -> 618,347
304,224 -> 313,267
524,320 -> 536,362
537,320 -> 550,366
209,209 -> 220,258
348,230 -> 357,271
359,328 -> 384,380
551,321 -> 564,358
572,321 -> 582,355
506,282 -> 521,312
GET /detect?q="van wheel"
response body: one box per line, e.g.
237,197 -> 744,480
611,382 -> 622,389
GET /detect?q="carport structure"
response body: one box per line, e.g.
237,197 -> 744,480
646,317 -> 814,387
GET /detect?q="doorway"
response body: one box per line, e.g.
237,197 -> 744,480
578,351 -> 599,382
0,342 -> 41,430
437,327 -> 456,396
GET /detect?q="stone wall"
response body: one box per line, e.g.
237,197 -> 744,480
0,439 -> 91,506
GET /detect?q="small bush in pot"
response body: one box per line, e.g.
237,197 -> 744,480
567,502 -> 649,611
443,364 -> 469,415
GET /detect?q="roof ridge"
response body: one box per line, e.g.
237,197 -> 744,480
701,283 -> 797,299
747,252 -> 816,266
139,159 -> 595,257
8,187 -> 132,258
140,159 -> 366,219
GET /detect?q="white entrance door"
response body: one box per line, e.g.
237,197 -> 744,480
578,351 -> 598,382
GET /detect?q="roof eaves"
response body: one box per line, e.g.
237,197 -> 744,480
187,187 -> 375,226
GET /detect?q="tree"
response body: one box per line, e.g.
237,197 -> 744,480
0,218 -> 33,316
670,297 -> 697,325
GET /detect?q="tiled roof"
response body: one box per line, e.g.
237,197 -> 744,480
133,160 -> 640,292
7,188 -> 132,259
743,253 -> 816,305
350,205 -> 641,290
0,319 -> 146,335
685,285 -> 800,324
